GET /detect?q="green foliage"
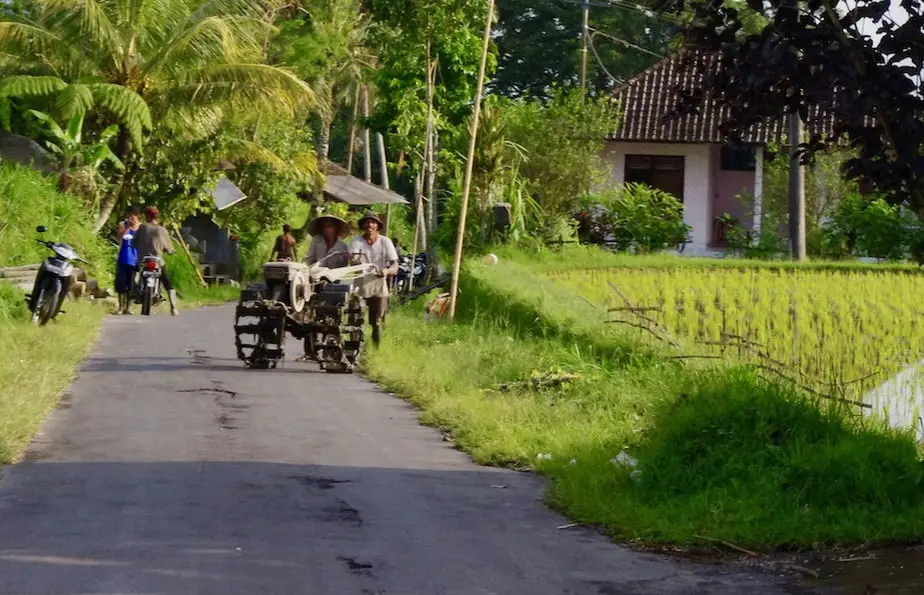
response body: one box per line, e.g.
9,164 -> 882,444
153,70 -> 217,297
493,0 -> 670,99
821,192 -> 912,261
578,183 -> 691,253
365,0 -> 494,155
502,87 -> 620,222
0,0 -> 317,228
625,370 -> 924,544
366,250 -> 924,548
0,163 -> 114,281
0,299 -> 104,463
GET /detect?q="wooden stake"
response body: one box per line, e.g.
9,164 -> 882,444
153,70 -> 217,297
447,0 -> 495,320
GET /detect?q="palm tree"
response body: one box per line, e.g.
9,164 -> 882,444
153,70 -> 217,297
274,0 -> 375,188
0,0 -> 316,231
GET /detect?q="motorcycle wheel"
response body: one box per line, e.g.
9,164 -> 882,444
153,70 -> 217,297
36,282 -> 59,326
141,285 -> 153,315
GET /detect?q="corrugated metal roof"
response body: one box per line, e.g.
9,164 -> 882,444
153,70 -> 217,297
323,162 -> 409,206
609,50 -> 835,144
211,176 -> 247,211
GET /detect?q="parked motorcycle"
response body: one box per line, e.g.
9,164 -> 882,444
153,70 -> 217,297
137,255 -> 165,315
26,225 -> 87,326
394,250 -> 428,295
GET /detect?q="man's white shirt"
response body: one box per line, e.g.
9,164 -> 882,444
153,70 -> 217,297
348,234 -> 398,298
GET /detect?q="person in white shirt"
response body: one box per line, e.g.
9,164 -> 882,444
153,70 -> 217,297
305,215 -> 350,268
349,211 -> 398,346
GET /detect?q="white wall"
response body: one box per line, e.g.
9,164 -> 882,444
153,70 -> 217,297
601,141 -> 713,251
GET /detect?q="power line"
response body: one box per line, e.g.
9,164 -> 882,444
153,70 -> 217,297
589,26 -> 665,58
587,30 -> 625,84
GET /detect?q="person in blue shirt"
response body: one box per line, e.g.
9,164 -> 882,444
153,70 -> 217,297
116,206 -> 141,314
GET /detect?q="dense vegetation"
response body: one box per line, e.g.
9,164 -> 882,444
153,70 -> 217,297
365,249 -> 924,549
1,0 -> 923,556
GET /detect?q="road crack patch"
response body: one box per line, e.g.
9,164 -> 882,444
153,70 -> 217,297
325,498 -> 363,527
337,556 -> 375,577
288,475 -> 352,490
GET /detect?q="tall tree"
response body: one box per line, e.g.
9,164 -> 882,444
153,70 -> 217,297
492,0 -> 672,99
0,0 -> 315,230
274,0 -> 374,187
657,0 -> 924,215
365,0 -> 495,263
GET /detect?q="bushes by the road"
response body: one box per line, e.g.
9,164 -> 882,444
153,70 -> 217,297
0,164 -> 109,463
363,247 -> 924,549
0,163 -> 115,283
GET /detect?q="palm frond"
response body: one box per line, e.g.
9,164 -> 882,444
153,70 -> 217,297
56,82 -> 95,117
143,15 -> 269,79
173,63 -> 316,117
40,0 -> 121,58
187,0 -> 280,24
223,136 -> 288,171
88,83 -> 153,149
292,151 -> 319,179
0,18 -> 59,54
161,104 -> 225,140
0,75 -> 67,97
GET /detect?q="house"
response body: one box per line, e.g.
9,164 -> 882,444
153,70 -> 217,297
604,50 -> 831,255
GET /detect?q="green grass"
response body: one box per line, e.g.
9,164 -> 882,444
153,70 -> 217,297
499,244 -> 924,276
364,252 -> 924,550
0,164 -> 116,285
0,295 -> 104,463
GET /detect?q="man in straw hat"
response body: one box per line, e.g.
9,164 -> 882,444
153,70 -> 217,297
349,211 -> 398,346
305,214 -> 351,268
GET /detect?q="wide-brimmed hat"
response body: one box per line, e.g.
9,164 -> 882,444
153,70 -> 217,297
357,211 -> 384,230
308,214 -> 350,238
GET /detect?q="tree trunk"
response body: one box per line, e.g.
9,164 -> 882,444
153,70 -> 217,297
347,86 -> 360,173
424,46 -> 439,279
362,86 -> 372,183
376,131 -> 392,234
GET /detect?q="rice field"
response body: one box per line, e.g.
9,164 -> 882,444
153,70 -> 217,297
545,267 -> 924,423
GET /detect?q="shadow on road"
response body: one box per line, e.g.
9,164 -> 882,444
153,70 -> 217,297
80,356 -> 323,375
0,460 -> 810,595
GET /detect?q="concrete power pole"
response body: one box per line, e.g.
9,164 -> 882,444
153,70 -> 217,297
580,0 -> 589,92
789,111 -> 806,261
788,0 -> 806,261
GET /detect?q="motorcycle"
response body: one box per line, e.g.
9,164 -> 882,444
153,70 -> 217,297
394,250 -> 428,295
26,226 -> 87,326
137,255 -> 165,316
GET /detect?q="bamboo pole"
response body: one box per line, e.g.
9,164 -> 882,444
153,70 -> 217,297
447,0 -> 494,320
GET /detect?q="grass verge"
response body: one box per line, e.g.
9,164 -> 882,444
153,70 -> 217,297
0,285 -> 106,464
363,256 -> 924,550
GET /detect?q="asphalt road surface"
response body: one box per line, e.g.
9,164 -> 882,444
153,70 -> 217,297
0,305 -> 811,595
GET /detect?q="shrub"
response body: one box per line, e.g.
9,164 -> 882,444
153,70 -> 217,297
821,192 -> 911,261
577,183 -> 691,253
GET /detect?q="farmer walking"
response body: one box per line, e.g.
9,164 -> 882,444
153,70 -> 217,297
349,212 -> 398,346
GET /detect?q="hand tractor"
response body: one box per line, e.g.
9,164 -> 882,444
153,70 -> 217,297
233,253 -> 380,373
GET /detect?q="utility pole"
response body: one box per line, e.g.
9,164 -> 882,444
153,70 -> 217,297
447,0 -> 495,320
580,0 -> 589,93
788,0 -> 806,261
789,110 -> 806,261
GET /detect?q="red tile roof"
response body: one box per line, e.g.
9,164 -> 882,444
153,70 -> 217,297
609,50 -> 834,144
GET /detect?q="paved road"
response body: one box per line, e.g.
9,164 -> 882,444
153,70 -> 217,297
0,305 -> 809,595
